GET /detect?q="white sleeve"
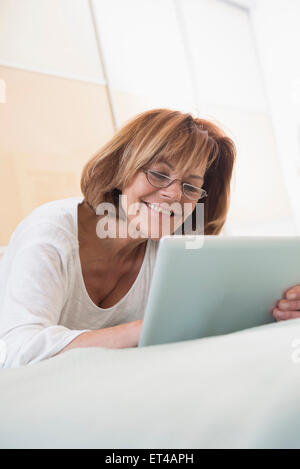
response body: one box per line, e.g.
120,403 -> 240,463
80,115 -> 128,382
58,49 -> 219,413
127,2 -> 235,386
0,240 -> 88,368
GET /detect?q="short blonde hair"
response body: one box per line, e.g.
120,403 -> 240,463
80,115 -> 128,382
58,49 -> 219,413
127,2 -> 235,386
80,108 -> 236,235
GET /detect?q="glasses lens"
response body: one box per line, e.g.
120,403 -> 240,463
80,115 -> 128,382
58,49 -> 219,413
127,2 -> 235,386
183,184 -> 206,200
145,170 -> 207,200
147,170 -> 170,188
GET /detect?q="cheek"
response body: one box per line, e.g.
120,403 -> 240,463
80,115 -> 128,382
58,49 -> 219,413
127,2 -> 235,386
123,177 -> 156,203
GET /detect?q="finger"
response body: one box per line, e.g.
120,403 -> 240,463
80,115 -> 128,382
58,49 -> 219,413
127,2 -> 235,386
273,308 -> 300,321
273,308 -> 285,321
285,285 -> 300,300
273,308 -> 288,321
278,299 -> 300,311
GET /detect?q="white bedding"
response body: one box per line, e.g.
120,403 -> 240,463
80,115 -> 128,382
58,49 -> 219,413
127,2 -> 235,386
1,318 -> 300,449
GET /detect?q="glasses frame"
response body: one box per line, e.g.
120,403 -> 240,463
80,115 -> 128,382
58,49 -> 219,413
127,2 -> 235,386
142,169 -> 207,201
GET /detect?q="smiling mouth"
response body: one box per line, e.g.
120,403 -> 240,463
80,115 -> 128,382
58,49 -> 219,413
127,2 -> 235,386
142,201 -> 175,217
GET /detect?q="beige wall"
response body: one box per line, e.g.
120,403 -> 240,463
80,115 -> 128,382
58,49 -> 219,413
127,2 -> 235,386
0,65 -> 114,245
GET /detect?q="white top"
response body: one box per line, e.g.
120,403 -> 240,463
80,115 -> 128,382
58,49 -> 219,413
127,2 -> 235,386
0,197 -> 159,368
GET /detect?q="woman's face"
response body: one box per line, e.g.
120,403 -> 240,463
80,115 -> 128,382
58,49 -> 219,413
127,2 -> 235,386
120,158 -> 206,240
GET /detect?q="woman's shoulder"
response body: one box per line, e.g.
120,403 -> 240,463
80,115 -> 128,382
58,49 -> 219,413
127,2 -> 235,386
8,196 -> 84,254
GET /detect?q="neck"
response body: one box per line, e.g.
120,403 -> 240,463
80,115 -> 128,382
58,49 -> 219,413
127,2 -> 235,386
78,200 -> 147,266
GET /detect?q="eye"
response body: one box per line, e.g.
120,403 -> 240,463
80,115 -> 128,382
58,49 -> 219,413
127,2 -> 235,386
150,170 -> 169,180
184,184 -> 199,193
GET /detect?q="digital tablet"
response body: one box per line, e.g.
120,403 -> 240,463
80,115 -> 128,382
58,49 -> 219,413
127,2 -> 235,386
139,235 -> 300,347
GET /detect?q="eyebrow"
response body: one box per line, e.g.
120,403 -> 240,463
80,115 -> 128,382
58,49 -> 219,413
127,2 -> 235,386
157,158 -> 204,180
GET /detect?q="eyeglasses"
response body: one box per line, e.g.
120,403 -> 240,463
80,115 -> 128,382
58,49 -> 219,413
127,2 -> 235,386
142,169 -> 207,201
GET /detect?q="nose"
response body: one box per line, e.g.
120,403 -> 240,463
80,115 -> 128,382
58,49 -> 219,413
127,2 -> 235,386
159,180 -> 182,202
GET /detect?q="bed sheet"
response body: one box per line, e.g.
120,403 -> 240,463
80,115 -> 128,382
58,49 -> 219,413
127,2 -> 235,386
1,318 -> 300,448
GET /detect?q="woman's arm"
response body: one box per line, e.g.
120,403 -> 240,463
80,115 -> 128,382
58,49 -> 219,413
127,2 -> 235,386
273,285 -> 300,321
0,221 -> 144,367
57,319 -> 143,354
0,237 -> 91,368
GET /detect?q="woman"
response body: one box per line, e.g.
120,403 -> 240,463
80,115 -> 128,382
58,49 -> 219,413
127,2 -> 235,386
0,108 -> 293,369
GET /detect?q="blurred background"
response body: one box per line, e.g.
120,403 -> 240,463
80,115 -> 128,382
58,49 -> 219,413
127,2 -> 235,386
0,0 -> 300,247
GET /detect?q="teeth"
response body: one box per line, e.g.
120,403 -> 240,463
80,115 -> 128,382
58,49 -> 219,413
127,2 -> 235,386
145,202 -> 172,216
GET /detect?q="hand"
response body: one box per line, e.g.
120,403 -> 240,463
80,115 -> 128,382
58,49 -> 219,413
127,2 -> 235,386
272,285 -> 300,321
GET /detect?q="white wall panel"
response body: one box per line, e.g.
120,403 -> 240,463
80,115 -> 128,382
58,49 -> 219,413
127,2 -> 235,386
91,0 -> 194,110
251,0 -> 300,233
179,0 -> 267,112
0,0 -> 105,83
